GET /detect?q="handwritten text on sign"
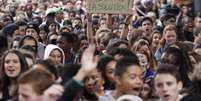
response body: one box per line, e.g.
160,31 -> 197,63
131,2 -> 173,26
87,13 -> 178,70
86,0 -> 134,14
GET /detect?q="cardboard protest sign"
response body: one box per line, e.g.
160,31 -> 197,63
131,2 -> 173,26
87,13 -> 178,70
86,0 -> 133,14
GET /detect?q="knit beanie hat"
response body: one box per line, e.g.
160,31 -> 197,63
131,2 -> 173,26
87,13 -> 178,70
26,22 -> 40,34
2,23 -> 19,37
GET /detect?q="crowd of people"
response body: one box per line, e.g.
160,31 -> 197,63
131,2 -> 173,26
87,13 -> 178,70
0,0 -> 201,101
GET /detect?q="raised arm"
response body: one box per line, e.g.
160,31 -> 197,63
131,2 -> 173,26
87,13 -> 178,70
59,44 -> 98,101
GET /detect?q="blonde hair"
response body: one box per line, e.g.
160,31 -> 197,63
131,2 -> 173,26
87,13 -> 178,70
132,38 -> 149,52
132,38 -> 157,70
160,24 -> 177,47
163,24 -> 177,37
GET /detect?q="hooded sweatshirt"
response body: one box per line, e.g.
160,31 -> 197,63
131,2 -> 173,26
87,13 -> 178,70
44,44 -> 65,65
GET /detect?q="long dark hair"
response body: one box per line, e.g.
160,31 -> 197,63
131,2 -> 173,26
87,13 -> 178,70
97,55 -> 116,90
0,50 -> 28,100
163,46 -> 193,89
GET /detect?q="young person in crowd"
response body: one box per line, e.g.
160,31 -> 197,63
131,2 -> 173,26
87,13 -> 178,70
155,24 -> 178,61
97,56 -> 117,91
18,68 -> 56,101
0,50 -> 29,101
151,30 -> 162,54
154,63 -> 183,101
0,1 -> 199,101
100,56 -> 143,101
44,44 -> 65,66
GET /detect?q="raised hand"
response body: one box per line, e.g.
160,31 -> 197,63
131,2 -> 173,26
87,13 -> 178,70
81,44 -> 98,72
74,44 -> 99,81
